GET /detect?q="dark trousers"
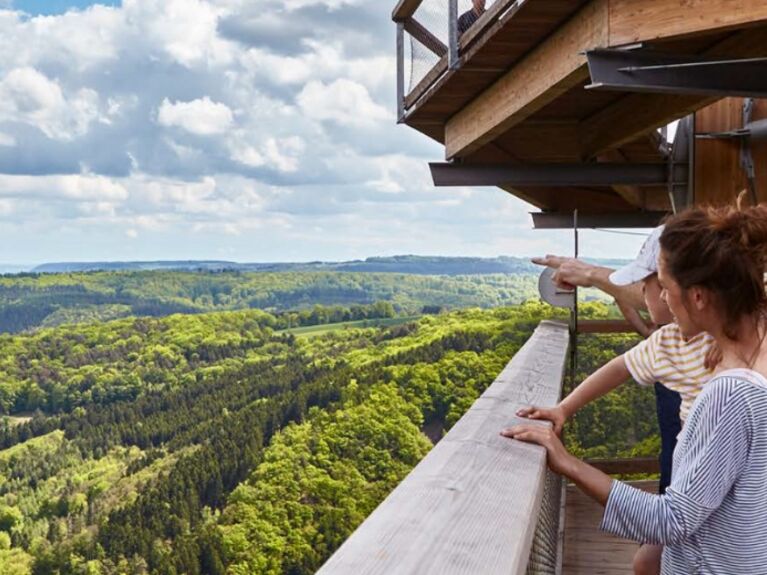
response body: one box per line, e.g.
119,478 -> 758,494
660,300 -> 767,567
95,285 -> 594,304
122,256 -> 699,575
655,382 -> 682,494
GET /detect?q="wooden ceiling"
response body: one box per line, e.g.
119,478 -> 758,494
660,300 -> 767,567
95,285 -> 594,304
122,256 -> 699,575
397,0 -> 767,216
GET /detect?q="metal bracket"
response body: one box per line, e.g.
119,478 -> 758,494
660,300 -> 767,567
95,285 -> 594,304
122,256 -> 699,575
585,49 -> 767,98
695,98 -> 762,204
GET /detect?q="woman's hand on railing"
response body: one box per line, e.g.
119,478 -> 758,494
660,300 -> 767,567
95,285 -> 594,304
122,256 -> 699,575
500,424 -> 577,477
515,405 -> 567,436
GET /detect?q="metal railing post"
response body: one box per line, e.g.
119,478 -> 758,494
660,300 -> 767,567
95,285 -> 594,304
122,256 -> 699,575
396,22 -> 406,122
448,0 -> 459,70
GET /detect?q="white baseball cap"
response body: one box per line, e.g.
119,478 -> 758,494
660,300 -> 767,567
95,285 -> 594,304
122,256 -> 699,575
609,225 -> 664,286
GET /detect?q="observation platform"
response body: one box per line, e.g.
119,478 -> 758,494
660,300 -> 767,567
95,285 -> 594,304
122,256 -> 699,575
317,321 -> 660,574
393,0 -> 767,225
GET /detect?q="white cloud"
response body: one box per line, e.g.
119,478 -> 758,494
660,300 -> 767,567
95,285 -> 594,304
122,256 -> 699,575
231,136 -> 304,172
0,173 -> 128,201
297,78 -> 390,127
157,97 -> 234,136
122,0 -> 235,68
0,67 -> 101,140
0,1 -> 646,264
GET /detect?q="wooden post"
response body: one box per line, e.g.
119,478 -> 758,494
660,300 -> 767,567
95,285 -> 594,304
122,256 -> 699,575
316,321 -> 570,575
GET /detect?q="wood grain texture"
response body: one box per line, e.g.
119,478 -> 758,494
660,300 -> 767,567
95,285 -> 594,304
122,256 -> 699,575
694,98 -> 767,206
444,0 -> 609,160
316,321 -> 570,575
392,0 -> 423,22
609,0 -> 767,46
562,480 -> 658,575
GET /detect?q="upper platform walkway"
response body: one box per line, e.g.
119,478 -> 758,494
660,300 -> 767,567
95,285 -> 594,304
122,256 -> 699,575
393,0 -> 767,221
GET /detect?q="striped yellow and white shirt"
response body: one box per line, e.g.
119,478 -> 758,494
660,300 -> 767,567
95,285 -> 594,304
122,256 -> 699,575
623,323 -> 714,422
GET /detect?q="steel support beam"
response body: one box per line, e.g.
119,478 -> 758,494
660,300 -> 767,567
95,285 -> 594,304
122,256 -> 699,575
532,211 -> 668,229
430,162 -> 687,187
586,49 -> 767,98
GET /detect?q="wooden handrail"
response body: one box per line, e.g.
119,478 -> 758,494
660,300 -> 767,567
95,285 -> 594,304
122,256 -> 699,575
317,320 -> 570,575
586,457 -> 660,475
392,0 -> 424,22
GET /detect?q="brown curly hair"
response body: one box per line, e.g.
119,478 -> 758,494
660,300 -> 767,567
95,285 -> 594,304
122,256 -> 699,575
659,203 -> 767,340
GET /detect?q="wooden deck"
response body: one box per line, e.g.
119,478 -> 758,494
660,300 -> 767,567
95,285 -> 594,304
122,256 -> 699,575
563,480 -> 658,575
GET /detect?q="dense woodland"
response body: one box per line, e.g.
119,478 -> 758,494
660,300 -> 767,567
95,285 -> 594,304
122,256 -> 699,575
0,269 -> 654,574
0,270 -> 542,334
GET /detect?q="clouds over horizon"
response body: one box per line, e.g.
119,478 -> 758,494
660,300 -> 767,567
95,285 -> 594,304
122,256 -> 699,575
0,0 -> 646,264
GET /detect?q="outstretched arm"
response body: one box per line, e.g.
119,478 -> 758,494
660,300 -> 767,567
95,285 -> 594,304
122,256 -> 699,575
532,255 -> 646,311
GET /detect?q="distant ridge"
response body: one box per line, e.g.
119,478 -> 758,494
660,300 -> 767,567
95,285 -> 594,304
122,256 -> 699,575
30,255 -> 629,276
32,256 -> 541,276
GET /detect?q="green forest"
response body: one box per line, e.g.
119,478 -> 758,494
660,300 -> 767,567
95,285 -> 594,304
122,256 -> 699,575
0,270 -> 654,574
0,270 -> 542,334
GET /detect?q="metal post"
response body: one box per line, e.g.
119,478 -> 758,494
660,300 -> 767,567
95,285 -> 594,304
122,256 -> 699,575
569,210 -> 579,392
448,0 -> 459,70
396,22 -> 405,122
688,114 -> 695,207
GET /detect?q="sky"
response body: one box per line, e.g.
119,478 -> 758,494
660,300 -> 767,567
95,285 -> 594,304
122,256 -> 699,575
0,0 -> 649,265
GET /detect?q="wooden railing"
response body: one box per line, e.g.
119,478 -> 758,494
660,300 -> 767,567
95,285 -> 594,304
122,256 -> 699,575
316,320 -> 570,575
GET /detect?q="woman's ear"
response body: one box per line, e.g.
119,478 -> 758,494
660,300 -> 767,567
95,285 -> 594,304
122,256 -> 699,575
690,286 -> 708,311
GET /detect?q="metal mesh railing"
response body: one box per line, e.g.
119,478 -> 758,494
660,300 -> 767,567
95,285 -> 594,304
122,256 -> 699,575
526,470 -> 565,575
405,0 -> 501,93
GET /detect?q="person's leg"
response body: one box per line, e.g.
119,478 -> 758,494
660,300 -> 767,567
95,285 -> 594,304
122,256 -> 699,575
633,544 -> 663,575
654,382 -> 682,494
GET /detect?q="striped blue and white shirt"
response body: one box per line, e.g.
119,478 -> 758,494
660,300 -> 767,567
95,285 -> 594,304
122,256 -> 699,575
601,368 -> 767,574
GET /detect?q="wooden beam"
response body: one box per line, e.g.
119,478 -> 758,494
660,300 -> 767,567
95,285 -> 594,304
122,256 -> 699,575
580,27 -> 767,157
444,0 -> 767,162
444,0 -> 609,160
609,0 -> 767,46
392,0 -> 424,22
585,457 -> 660,475
404,18 -> 447,58
316,321 -> 570,575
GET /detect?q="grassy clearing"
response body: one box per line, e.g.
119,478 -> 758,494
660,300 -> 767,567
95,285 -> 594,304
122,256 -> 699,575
280,316 -> 422,337
0,414 -> 34,428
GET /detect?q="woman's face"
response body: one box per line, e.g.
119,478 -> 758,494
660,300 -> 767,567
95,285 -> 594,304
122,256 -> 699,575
658,251 -> 701,338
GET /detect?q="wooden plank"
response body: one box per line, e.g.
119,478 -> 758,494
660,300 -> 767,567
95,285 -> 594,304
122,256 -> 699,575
586,457 -> 660,475
316,321 -> 570,575
563,480 -> 657,575
694,98 -> 767,206
444,0 -> 609,160
392,0 -> 423,22
609,0 -> 767,46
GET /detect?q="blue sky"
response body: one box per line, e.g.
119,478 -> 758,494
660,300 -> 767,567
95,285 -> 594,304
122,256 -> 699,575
0,0 -> 648,265
9,1 -> 117,14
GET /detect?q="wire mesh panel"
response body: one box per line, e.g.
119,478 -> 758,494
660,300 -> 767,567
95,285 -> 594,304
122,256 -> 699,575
526,470 -> 565,575
405,0 -> 501,94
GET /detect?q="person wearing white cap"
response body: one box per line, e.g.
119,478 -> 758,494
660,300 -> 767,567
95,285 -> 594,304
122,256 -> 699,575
533,229 -> 666,337
527,225 -> 717,575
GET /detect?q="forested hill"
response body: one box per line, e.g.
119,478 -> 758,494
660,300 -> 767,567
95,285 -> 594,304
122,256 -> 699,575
0,270 -> 542,334
31,255 -> 540,275
0,301 -> 653,574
